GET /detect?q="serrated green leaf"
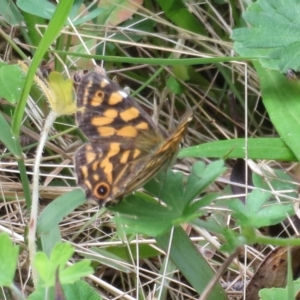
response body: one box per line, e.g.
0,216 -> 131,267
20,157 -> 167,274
34,243 -> 92,287
111,162 -> 224,236
229,189 -> 294,228
50,243 -> 74,268
255,205 -> 294,227
228,199 -> 249,217
253,169 -> 298,201
246,189 -> 271,213
63,281 -> 101,300
183,193 -> 218,217
111,193 -> 178,236
60,261 -> 93,284
183,160 -> 225,204
34,252 -> 56,285
232,0 -> 300,72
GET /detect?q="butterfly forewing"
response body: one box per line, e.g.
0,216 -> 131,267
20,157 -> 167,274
76,72 -> 160,142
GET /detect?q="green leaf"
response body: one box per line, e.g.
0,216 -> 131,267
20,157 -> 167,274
62,281 -> 101,300
166,76 -> 184,95
0,64 -> 26,103
184,161 -> 226,205
0,0 -> 25,26
259,277 -> 300,300
34,252 -> 56,285
228,189 -> 294,228
0,113 -> 18,156
72,8 -> 104,26
145,170 -> 185,211
29,280 -> 102,300
37,189 -> 86,256
34,243 -> 93,287
38,190 -> 86,235
253,169 -> 298,200
111,162 -> 224,236
255,64 -> 300,161
111,193 -> 179,236
246,189 -> 272,213
232,0 -> 300,72
17,0 -> 56,19
0,233 -> 19,287
228,168 -> 298,228
50,243 -> 74,267
183,193 -> 218,217
255,205 -> 294,227
21,11 -> 46,48
179,138 -> 297,161
60,261 -> 93,284
17,0 -> 95,27
221,229 -> 247,253
259,288 -> 288,300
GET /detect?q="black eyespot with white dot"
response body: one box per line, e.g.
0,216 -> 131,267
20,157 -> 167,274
94,182 -> 110,200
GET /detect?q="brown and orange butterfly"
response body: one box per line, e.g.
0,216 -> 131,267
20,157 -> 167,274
75,71 -> 192,206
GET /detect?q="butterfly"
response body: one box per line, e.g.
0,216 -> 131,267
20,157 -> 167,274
74,71 -> 193,206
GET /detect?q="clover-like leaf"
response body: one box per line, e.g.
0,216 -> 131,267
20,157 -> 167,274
34,243 -> 93,287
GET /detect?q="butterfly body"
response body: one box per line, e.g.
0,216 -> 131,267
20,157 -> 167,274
75,72 -> 192,206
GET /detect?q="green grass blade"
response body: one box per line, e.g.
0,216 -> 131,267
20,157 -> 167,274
179,138 -> 297,161
255,62 -> 300,161
12,0 -> 73,137
156,227 -> 227,299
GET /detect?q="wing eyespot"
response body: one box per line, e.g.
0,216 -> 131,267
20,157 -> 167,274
94,182 -> 110,199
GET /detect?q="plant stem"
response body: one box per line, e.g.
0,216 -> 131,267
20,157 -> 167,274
28,110 -> 58,287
